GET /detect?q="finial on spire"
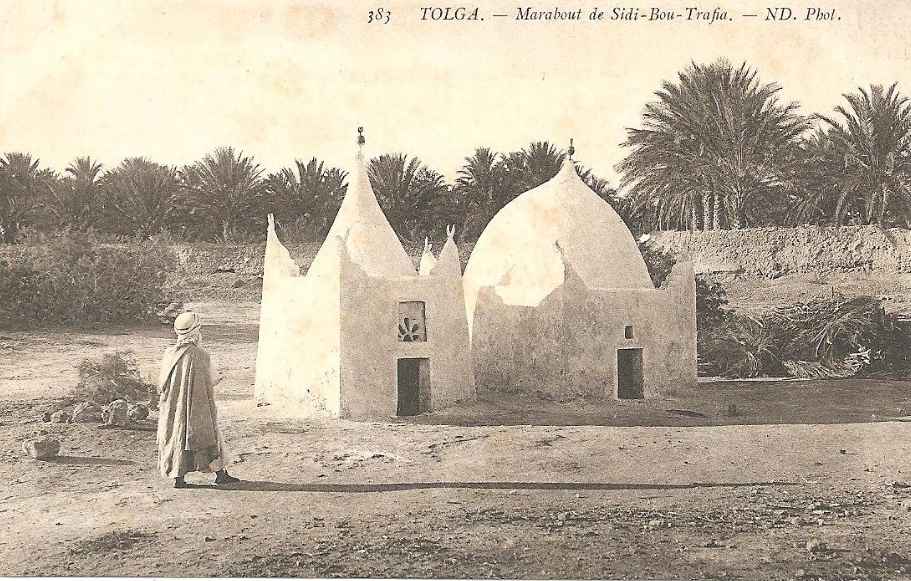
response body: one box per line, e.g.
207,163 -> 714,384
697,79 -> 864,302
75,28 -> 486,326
357,126 -> 365,145
567,138 -> 575,160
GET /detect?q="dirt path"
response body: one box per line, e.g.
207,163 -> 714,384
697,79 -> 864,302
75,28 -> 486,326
2,406 -> 911,579
2,302 -> 911,579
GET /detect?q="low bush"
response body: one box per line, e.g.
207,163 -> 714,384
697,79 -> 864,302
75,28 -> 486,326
769,296 -> 911,378
74,351 -> 156,404
0,231 -> 175,325
699,315 -> 783,378
698,294 -> 911,379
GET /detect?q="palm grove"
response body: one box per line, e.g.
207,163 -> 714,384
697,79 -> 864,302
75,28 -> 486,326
3,59 -> 911,246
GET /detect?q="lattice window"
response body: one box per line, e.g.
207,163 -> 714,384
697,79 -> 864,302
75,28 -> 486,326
398,301 -> 427,342
624,325 -> 634,339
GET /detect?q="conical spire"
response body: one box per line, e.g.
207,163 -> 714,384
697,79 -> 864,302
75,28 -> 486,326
430,225 -> 462,278
418,237 -> 437,276
264,213 -> 301,279
311,128 -> 415,278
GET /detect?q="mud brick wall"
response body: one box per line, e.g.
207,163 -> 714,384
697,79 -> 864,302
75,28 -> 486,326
650,226 -> 911,278
2,225 -> 908,280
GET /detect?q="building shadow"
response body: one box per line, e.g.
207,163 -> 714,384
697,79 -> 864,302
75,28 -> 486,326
45,456 -> 135,466
193,480 -> 798,493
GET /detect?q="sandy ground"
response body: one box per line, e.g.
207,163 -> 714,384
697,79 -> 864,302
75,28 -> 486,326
2,302 -> 911,579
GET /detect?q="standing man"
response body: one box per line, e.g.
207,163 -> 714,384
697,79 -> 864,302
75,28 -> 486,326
157,312 -> 240,488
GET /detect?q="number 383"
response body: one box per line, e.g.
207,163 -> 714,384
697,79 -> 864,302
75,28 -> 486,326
368,8 -> 391,23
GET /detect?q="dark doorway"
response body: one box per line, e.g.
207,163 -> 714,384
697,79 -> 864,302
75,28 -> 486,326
397,358 -> 430,416
617,348 -> 644,399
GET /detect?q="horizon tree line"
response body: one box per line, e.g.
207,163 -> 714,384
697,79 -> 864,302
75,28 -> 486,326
3,58 -> 911,244
0,141 -> 617,245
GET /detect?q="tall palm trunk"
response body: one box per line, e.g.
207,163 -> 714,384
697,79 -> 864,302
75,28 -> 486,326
879,185 -> 890,225
712,192 -> 722,230
702,191 -> 712,231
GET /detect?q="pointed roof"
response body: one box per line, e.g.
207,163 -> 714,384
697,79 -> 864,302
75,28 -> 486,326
430,225 -> 462,278
307,129 -> 415,279
264,214 -> 301,279
463,152 -> 653,330
418,238 -> 437,276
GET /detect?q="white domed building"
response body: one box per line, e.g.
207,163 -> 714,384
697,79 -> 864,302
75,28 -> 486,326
254,129 -> 475,418
463,147 -> 696,399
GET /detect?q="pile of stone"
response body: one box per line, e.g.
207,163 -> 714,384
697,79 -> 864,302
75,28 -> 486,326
43,399 -> 151,427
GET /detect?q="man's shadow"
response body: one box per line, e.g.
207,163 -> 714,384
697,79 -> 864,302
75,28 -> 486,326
186,480 -> 799,493
45,456 -> 135,466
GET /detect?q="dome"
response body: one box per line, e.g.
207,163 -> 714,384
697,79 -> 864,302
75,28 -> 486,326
307,132 -> 415,279
463,158 -> 652,330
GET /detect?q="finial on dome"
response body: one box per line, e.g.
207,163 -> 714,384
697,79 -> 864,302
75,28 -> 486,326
357,126 -> 365,145
567,138 -> 575,160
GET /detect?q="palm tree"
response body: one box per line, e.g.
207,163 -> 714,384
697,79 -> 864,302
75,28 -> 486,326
452,147 -> 506,241
810,83 -> 911,226
101,157 -> 182,236
452,143 -> 624,241
617,59 -> 808,231
44,156 -> 104,230
264,157 -> 348,241
367,154 -> 451,243
575,165 -> 615,201
786,128 -> 849,225
181,147 -> 264,241
501,141 -> 566,194
0,152 -> 51,242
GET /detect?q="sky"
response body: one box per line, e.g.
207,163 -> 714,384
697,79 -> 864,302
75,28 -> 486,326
1,0 -> 910,184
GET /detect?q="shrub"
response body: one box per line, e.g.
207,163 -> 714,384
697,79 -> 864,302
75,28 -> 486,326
74,351 -> 156,404
638,241 -> 676,288
769,295 -> 911,377
696,276 -> 731,329
0,231 -> 176,325
697,294 -> 911,379
768,296 -> 883,364
699,315 -> 783,378
0,259 -> 46,323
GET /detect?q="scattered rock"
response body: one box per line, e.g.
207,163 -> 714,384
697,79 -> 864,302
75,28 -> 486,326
231,278 -> 246,288
71,402 -> 103,423
806,537 -> 827,554
128,403 -> 149,421
22,438 -> 60,460
102,399 -> 131,427
49,409 -> 71,423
